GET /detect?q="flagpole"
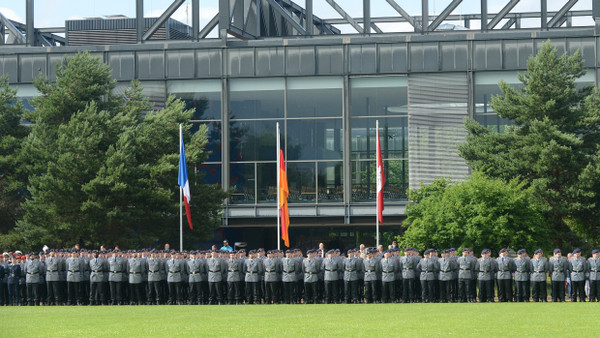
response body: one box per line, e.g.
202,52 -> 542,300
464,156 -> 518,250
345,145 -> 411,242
376,119 -> 380,249
179,124 -> 183,252
276,122 -> 281,251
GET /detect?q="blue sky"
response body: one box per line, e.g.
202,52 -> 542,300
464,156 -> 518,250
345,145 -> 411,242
0,0 -> 593,34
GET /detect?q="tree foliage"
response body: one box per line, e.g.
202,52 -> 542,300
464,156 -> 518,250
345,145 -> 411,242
458,41 -> 600,248
399,172 -> 550,253
1,52 -> 227,251
0,76 -> 29,232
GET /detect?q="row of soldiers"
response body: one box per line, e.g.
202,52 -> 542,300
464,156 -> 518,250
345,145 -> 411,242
1,246 -> 599,305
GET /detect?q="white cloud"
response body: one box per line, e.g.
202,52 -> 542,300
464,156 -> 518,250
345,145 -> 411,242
0,7 -> 25,23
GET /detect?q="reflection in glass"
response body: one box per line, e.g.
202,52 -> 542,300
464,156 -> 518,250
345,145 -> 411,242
198,163 -> 222,186
229,120 -> 282,162
352,160 -> 408,201
287,162 -> 316,203
287,119 -> 342,161
287,77 -> 342,118
318,161 -> 343,202
230,163 -> 255,204
229,78 -> 284,119
351,117 -> 407,160
257,163 -> 277,203
168,80 -> 221,120
191,121 -> 221,162
350,77 -> 407,117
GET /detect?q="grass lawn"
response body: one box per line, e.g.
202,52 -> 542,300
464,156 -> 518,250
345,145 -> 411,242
1,303 -> 598,337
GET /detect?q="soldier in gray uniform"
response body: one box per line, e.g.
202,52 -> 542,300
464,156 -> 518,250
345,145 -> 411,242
380,250 -> 397,303
548,248 -> 568,302
24,253 -> 43,305
417,249 -> 439,303
226,251 -> 243,304
127,251 -> 146,305
44,250 -> 62,305
303,250 -> 320,304
343,249 -> 361,304
568,248 -> 587,302
514,249 -> 532,302
531,249 -> 548,302
321,250 -> 339,304
496,248 -> 516,302
89,251 -> 107,305
108,250 -> 126,305
439,249 -> 458,303
263,250 -> 282,304
244,250 -> 262,304
66,250 -> 84,305
207,250 -> 223,305
187,251 -> 204,305
363,249 -> 381,303
166,251 -> 184,305
457,248 -> 475,302
588,249 -> 600,302
282,249 -> 297,304
146,250 -> 163,305
6,257 -> 21,305
475,249 -> 496,302
401,248 -> 417,303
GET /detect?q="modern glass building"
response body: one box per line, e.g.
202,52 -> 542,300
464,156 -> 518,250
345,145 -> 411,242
2,0 -> 599,249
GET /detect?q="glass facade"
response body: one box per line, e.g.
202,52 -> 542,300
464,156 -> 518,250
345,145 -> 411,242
350,77 -> 408,201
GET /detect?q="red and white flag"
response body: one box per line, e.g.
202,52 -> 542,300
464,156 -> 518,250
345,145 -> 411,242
376,123 -> 385,224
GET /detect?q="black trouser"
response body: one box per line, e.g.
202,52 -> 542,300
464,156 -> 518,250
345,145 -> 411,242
571,280 -> 586,301
168,282 -> 181,304
7,282 -> 19,305
439,280 -> 450,302
357,279 -> 364,301
364,280 -> 378,303
67,282 -> 80,304
264,281 -> 279,304
458,278 -> 471,302
26,283 -> 39,305
551,280 -> 565,301
109,281 -> 124,304
46,281 -> 61,304
304,282 -> 318,304
497,279 -> 513,302
395,279 -> 402,301
147,281 -> 161,304
89,282 -> 106,304
324,280 -> 338,303
470,278 -> 478,300
188,282 -> 201,304
420,280 -> 435,302
478,280 -> 494,302
381,281 -> 395,303
208,281 -> 222,304
402,278 -> 415,302
295,279 -> 304,303
344,280 -> 358,303
450,279 -> 458,301
515,280 -> 530,301
282,282 -> 296,304
531,281 -> 547,302
245,282 -> 259,304
81,281 -> 90,304
129,283 -> 144,304
589,280 -> 599,301
227,281 -> 242,304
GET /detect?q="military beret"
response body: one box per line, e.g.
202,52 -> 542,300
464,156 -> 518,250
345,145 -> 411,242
450,248 -> 456,251
429,248 -> 437,253
534,249 -> 542,254
519,248 -> 527,253
553,248 -> 561,254
499,248 -> 506,254
592,249 -> 599,254
573,248 -> 581,254
462,248 -> 469,252
517,249 -> 525,255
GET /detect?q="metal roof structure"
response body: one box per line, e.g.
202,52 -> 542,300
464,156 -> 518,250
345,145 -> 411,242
1,0 -> 599,47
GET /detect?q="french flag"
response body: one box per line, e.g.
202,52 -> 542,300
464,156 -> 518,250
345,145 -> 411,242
178,127 -> 193,230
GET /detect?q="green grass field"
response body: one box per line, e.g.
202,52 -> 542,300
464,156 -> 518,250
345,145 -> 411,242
2,303 -> 598,337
